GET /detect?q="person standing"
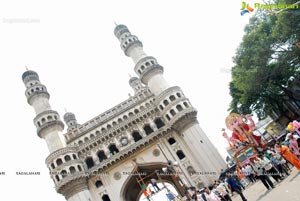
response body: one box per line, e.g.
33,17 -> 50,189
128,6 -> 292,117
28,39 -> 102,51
245,163 -> 256,183
226,173 -> 247,201
270,152 -> 290,177
276,142 -> 300,170
259,154 -> 282,182
204,186 -> 221,201
250,157 -> 275,190
289,135 -> 300,159
215,181 -> 232,201
150,178 -> 160,192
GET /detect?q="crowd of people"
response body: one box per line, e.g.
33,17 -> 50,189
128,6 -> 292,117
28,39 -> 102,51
182,132 -> 300,201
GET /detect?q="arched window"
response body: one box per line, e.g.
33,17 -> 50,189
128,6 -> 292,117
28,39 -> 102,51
69,166 -> 76,174
176,150 -> 186,160
168,137 -> 176,145
61,170 -> 67,178
41,118 -> 46,123
159,105 -> 164,110
187,166 -> 196,176
64,155 -> 71,162
123,115 -> 128,120
163,100 -> 169,106
140,106 -> 145,110
176,92 -> 182,98
107,124 -> 112,129
118,118 -> 122,123
55,175 -> 60,182
37,121 -> 41,127
85,157 -> 94,169
132,131 -> 142,142
183,102 -> 189,108
72,154 -> 77,160
56,158 -> 63,166
154,118 -> 165,129
101,128 -> 106,132
165,114 -> 171,121
129,112 -> 134,117
95,180 -> 103,188
170,109 -> 176,116
176,105 -> 183,112
97,150 -> 107,162
51,163 -> 55,169
78,140 -> 83,145
169,95 -> 176,101
144,125 -> 154,135
90,134 -> 95,139
102,194 -> 111,201
84,137 -> 89,142
112,121 -> 117,126
134,109 -> 139,114
96,130 -> 100,135
47,116 -> 53,120
109,144 -> 119,155
77,165 -> 82,171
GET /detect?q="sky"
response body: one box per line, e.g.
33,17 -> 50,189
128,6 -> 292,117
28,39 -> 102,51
0,0 -> 259,200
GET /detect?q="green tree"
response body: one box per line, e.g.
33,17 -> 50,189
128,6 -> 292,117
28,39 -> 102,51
229,0 -> 300,120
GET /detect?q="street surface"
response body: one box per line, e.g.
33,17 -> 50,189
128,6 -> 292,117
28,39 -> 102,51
232,167 -> 300,201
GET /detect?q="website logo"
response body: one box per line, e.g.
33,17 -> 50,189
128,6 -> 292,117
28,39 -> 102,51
240,2 -> 254,16
240,1 -> 299,16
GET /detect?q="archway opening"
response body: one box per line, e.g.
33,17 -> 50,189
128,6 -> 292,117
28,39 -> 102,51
139,182 -> 180,201
121,163 -> 186,201
109,144 -> 119,155
102,194 -> 111,201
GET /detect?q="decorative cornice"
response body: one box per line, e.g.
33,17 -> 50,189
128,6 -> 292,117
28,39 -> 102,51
76,105 -> 159,154
65,91 -> 154,143
140,64 -> 164,85
57,176 -> 88,199
86,127 -> 172,174
27,91 -> 50,105
34,110 -> 60,122
154,86 -> 182,104
46,147 -> 78,164
124,39 -> 143,56
37,120 -> 64,138
169,108 -> 198,133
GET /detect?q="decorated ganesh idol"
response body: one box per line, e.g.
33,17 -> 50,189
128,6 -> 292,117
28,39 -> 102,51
223,113 -> 263,148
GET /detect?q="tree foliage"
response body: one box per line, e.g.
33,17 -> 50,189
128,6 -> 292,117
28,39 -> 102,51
229,0 -> 300,119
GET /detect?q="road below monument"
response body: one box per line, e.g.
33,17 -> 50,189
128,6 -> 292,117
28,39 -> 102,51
232,167 -> 300,201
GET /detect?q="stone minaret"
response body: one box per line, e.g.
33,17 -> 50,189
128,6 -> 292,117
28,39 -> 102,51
63,112 -> 80,132
22,70 -> 65,153
114,24 -> 226,185
114,24 -> 169,96
23,70 -> 93,201
129,76 -> 146,94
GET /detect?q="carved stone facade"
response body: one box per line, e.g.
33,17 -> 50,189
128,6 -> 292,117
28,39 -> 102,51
22,24 -> 226,201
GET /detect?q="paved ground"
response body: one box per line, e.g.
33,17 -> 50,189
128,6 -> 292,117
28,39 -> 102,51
232,167 -> 300,201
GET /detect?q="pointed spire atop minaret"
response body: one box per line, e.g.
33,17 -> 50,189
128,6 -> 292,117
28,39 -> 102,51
25,65 -> 28,71
128,73 -> 132,78
114,21 -> 118,27
64,107 -> 68,113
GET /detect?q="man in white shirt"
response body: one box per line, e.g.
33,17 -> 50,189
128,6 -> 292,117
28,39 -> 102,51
204,187 -> 221,201
215,181 -> 232,201
259,155 -> 282,183
250,157 -> 275,190
245,164 -> 256,183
